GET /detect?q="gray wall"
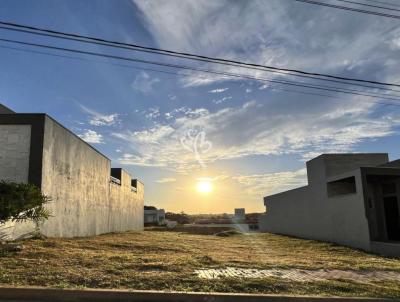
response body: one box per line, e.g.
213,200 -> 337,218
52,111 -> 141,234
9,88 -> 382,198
0,125 -> 31,183
40,116 -> 144,237
0,115 -> 144,239
108,170 -> 144,232
261,155 -> 376,251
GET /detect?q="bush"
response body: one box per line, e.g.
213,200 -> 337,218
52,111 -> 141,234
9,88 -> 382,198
0,181 -> 51,225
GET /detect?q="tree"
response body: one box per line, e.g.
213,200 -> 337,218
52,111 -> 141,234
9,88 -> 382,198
0,181 -> 51,225
165,211 -> 191,225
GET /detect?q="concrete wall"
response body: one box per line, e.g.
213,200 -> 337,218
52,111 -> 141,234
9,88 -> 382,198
328,171 -> 371,250
40,116 -> 143,237
260,186 -> 331,242
108,170 -> 143,232
0,114 -> 144,239
261,155 -> 378,251
0,125 -> 31,183
307,154 -> 388,185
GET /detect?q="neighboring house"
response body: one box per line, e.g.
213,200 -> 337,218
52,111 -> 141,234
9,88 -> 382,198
259,153 -> 400,257
144,206 -> 165,225
234,208 -> 245,220
0,104 -> 144,239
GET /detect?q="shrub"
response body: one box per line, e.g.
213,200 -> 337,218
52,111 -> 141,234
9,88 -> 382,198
0,181 -> 51,225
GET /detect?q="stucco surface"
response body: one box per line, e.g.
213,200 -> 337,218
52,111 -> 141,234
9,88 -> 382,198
0,125 -> 31,183
108,170 -> 144,232
260,156 -> 375,251
38,116 -> 143,237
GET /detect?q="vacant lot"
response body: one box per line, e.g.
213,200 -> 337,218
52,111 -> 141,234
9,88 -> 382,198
1,229 -> 400,298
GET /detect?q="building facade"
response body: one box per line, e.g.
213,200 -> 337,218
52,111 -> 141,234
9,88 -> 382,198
0,105 -> 144,239
234,208 -> 246,220
144,206 -> 165,225
260,154 -> 400,257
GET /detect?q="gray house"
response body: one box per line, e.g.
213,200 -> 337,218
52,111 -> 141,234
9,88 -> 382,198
0,104 -> 144,239
260,154 -> 400,257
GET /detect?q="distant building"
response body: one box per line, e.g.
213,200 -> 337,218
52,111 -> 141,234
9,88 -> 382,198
144,206 -> 165,225
0,104 -> 144,239
260,153 -> 400,257
234,208 -> 245,220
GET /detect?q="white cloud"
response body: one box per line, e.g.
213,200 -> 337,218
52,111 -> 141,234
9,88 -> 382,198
131,71 -> 160,94
156,178 -> 177,183
213,96 -> 232,104
80,105 -> 119,126
111,96 -> 400,172
233,168 -> 307,197
145,107 -> 160,119
133,0 -> 400,89
164,106 -> 209,120
78,130 -> 103,144
209,88 -> 229,93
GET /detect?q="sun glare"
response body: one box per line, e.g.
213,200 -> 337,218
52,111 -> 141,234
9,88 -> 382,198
196,180 -> 213,194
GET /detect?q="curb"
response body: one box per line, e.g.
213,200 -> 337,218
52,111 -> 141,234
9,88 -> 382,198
0,286 -> 395,302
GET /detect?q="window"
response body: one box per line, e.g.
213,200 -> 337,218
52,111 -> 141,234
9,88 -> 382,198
327,176 -> 356,197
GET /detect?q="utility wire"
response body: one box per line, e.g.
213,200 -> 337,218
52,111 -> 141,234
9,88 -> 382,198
0,26 -> 400,92
362,0 -> 400,9
0,20 -> 399,88
3,42 -> 400,109
293,0 -> 400,19
3,43 -> 400,110
1,37 -> 400,103
334,0 -> 400,12
2,25 -> 398,93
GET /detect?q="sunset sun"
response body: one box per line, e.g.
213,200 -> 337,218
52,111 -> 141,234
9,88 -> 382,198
196,179 -> 213,194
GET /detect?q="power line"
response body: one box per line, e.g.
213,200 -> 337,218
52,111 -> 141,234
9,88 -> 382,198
1,37 -> 400,103
0,20 -> 399,89
3,42 -> 400,109
334,0 -> 400,12
2,25 -> 398,94
362,0 -> 400,9
293,0 -> 400,19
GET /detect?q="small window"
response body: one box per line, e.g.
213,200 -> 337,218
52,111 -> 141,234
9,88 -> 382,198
327,176 -> 356,197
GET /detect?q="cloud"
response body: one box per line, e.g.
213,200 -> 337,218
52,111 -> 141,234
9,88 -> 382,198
111,96 -> 400,172
164,106 -> 209,120
232,168 -> 307,197
212,96 -> 232,104
133,0 -> 400,89
124,0 -> 400,175
131,71 -> 160,94
209,88 -> 229,93
145,107 -> 160,119
79,105 -> 120,126
78,130 -> 103,144
156,178 -> 177,183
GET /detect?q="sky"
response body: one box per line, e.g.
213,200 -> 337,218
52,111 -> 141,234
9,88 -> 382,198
1,0 -> 400,213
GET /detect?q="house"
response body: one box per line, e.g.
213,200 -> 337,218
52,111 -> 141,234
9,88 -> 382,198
144,206 -> 165,225
259,153 -> 400,257
0,104 -> 144,239
234,208 -> 246,220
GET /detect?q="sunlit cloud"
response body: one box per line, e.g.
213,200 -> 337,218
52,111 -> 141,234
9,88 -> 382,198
209,88 -> 229,93
79,104 -> 120,126
156,178 -> 177,183
78,129 -> 103,144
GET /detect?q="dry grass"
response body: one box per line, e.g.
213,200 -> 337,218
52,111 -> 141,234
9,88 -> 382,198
0,229 -> 400,298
